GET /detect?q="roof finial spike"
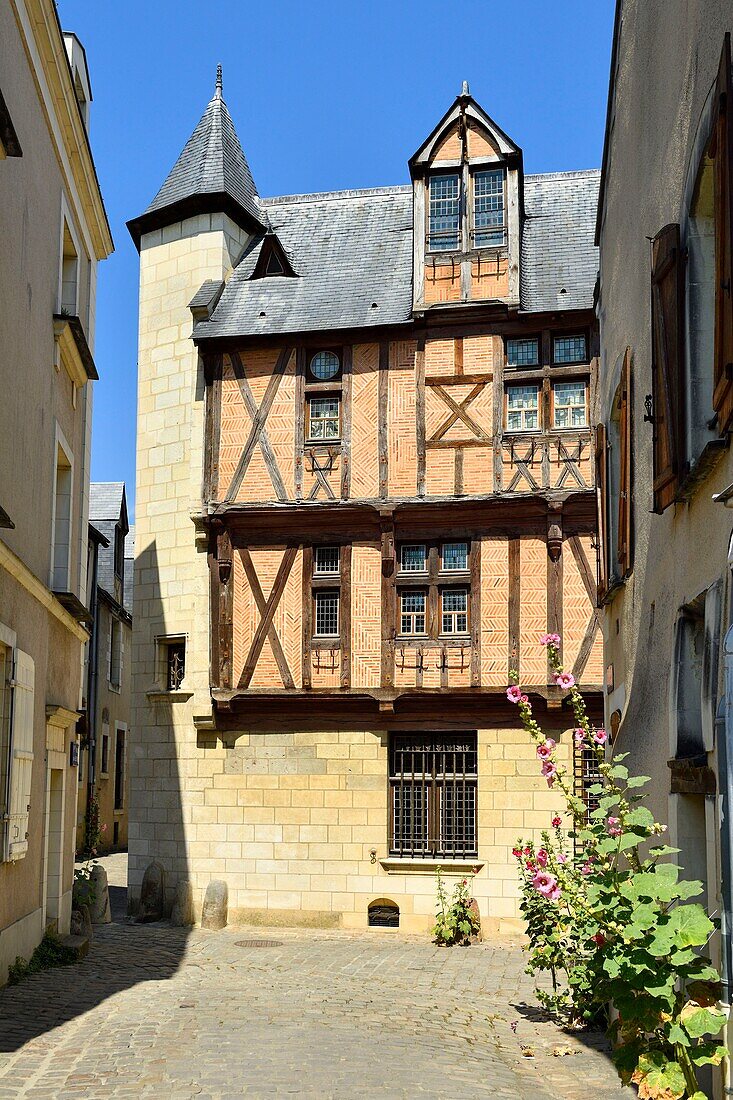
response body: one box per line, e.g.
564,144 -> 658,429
461,79 -> 470,96
216,63 -> 223,97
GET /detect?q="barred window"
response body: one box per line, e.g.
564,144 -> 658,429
574,740 -> 602,850
314,589 -> 339,636
473,169 -> 505,247
554,334 -> 587,364
553,381 -> 587,429
400,590 -> 427,636
506,384 -> 540,432
166,640 -> 185,691
314,546 -> 340,575
307,396 -> 340,440
441,542 -> 468,571
441,588 -> 468,635
429,174 -> 460,251
389,733 -> 477,858
399,544 -> 427,573
506,337 -> 539,367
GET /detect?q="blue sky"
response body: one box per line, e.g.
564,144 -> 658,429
57,0 -> 614,519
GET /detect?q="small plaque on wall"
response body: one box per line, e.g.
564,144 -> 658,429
69,741 -> 79,768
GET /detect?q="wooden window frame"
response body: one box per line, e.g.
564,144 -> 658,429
427,171 -> 462,254
505,335 -> 541,369
307,349 -> 342,384
396,540 -> 472,641
440,586 -> 469,636
504,382 -> 541,433
398,588 -> 428,637
550,378 -> 589,431
650,223 -> 686,512
313,587 -> 340,638
306,393 -> 341,443
595,423 -> 609,602
314,545 -> 340,576
470,166 -> 507,250
309,545 -> 350,652
617,349 -> 633,577
388,732 -> 478,859
711,33 -> 733,432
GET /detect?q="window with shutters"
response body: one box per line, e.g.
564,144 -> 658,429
606,349 -> 633,582
712,33 -> 733,433
650,223 -> 685,512
3,648 -> 35,862
595,424 -> 609,602
389,733 -> 477,858
0,643 -> 11,859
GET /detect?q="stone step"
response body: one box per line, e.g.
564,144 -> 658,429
57,934 -> 90,961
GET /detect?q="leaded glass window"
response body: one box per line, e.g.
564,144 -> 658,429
506,337 -> 539,367
441,588 -> 468,635
400,590 -> 427,636
399,544 -> 427,573
314,546 -> 340,575
309,351 -> 340,380
553,335 -> 587,364
308,396 -> 340,440
429,174 -> 460,251
473,169 -> 505,247
553,381 -> 587,429
441,542 -> 468,571
506,384 -> 540,432
314,589 -> 339,636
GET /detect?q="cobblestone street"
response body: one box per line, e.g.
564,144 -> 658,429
0,859 -> 629,1099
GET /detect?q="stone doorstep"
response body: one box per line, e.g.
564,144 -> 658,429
57,934 -> 90,961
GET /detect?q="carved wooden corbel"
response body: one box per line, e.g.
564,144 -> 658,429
547,503 -> 563,562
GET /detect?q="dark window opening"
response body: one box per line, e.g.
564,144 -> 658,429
368,900 -> 400,928
167,640 -> 186,691
114,730 -> 125,811
113,821 -> 119,846
389,733 -> 477,859
573,740 -> 602,854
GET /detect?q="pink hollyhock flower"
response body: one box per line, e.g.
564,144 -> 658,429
573,728 -> 585,744
506,685 -> 522,704
520,694 -> 529,704
536,848 -> 548,867
532,871 -> 561,901
593,728 -> 608,745
553,671 -> 575,690
581,861 -> 594,876
607,817 -> 622,838
536,738 -> 556,760
557,852 -> 567,864
512,847 -> 522,859
523,845 -> 531,856
541,760 -> 557,786
540,633 -> 561,647
525,860 -> 536,873
591,932 -> 606,947
551,815 -> 562,828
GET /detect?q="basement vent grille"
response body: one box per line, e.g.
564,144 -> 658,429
234,939 -> 284,949
368,904 -> 399,929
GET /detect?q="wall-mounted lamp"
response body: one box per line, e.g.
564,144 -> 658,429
643,394 -> 655,425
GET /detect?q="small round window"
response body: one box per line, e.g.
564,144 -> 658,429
310,351 -> 340,380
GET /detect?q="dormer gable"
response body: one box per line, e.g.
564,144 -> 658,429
250,232 -> 298,279
410,82 -> 523,311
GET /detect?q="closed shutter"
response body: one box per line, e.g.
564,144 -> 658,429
650,223 -> 685,513
5,649 -> 35,862
617,348 -> 633,576
595,423 -> 608,602
713,33 -> 733,432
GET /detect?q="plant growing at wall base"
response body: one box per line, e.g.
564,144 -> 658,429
8,933 -> 78,985
508,635 -> 728,1099
432,867 -> 480,946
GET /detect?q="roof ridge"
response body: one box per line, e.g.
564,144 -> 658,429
525,168 -> 601,181
262,184 -> 411,206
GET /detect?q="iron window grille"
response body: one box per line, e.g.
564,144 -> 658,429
506,337 -> 540,367
389,733 -> 478,858
441,588 -> 469,634
309,350 -> 340,381
314,589 -> 340,637
553,381 -> 587,429
399,544 -> 427,573
553,334 -> 587,364
573,741 -> 602,853
314,546 -> 340,575
400,590 -> 427,636
307,396 -> 340,441
473,169 -> 506,248
506,384 -> 540,432
166,640 -> 186,691
428,174 -> 460,251
441,542 -> 468,571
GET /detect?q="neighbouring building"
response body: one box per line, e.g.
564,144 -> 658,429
0,1 -> 112,981
76,485 -> 132,854
128,71 -> 602,932
595,0 -> 733,1071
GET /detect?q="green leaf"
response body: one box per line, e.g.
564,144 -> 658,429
648,845 -> 681,858
613,752 -> 629,762
625,806 -> 656,831
634,1052 -> 686,1099
689,1042 -> 728,1067
666,1022 -> 689,1046
626,775 -> 651,788
609,764 -> 629,780
675,879 -> 704,901
668,904 -> 714,949
618,833 -> 641,852
680,1002 -> 728,1038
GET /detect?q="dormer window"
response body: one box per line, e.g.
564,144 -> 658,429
473,169 -> 505,247
428,174 -> 460,251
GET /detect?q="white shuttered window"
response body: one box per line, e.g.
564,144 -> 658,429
4,649 -> 35,862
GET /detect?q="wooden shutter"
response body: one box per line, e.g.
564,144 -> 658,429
713,33 -> 733,432
595,423 -> 608,603
617,348 -> 633,576
5,649 -> 35,862
650,223 -> 685,513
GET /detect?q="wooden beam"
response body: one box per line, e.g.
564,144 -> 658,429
568,534 -> 597,605
508,537 -> 520,677
378,341 -> 389,498
425,372 -> 493,386
381,521 -> 396,688
454,447 -> 464,496
238,545 -> 298,689
470,538 -> 481,687
209,538 -> 221,689
217,528 -> 234,690
572,610 -> 601,682
203,352 -> 222,502
340,544 -> 352,688
295,347 -> 305,501
454,336 -> 464,376
227,349 -> 290,501
302,546 -> 313,689
416,335 -> 426,497
239,549 -> 295,689
340,345 -> 352,500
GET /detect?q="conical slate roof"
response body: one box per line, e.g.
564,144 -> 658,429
128,67 -> 264,248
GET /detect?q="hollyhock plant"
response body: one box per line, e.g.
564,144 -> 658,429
509,634 -> 727,1099
541,632 -> 561,646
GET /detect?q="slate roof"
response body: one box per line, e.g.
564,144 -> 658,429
89,483 -> 128,605
89,482 -> 125,522
192,171 -> 599,342
123,526 -> 135,616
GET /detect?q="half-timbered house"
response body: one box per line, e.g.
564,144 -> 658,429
128,72 -> 602,931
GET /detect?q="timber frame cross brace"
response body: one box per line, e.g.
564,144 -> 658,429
306,448 -> 339,500
238,546 -> 297,689
426,378 -> 492,445
567,534 -> 602,681
225,349 -> 292,502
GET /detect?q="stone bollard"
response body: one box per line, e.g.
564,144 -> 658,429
171,880 -> 195,927
89,864 -> 112,924
70,904 -> 93,941
138,860 -> 166,923
201,880 -> 228,930
468,898 -> 483,944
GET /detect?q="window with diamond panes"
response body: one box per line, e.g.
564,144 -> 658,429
400,590 -> 427,636
441,542 -> 468,571
314,546 -> 340,575
553,334 -> 587,364
307,396 -> 340,440
429,174 -> 460,251
389,733 -> 477,858
473,169 -> 505,247
553,381 -> 587,429
314,589 -> 339,637
399,544 -> 427,573
506,384 -> 539,432
506,337 -> 539,367
441,588 -> 468,635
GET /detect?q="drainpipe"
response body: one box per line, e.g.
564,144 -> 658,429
719,624 -> 733,1094
85,542 -> 100,848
